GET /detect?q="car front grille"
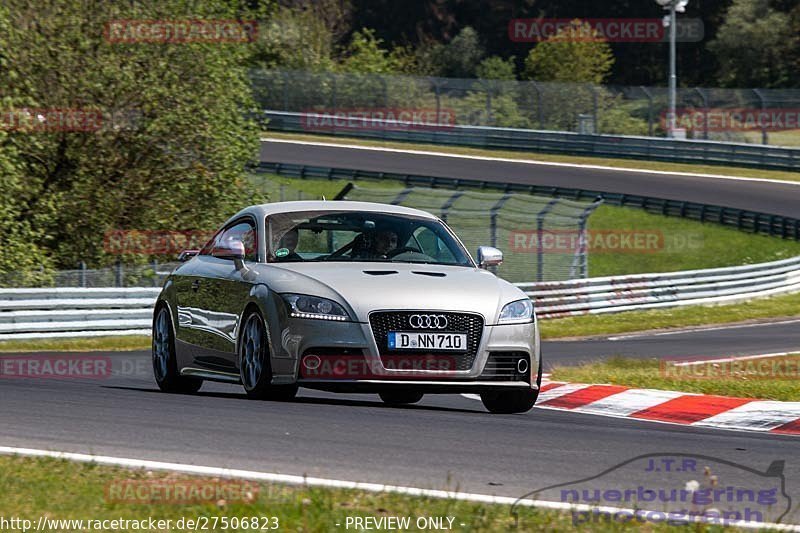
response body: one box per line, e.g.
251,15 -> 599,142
368,311 -> 484,371
479,352 -> 531,382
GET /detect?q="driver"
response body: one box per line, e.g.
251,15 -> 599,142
372,229 -> 399,259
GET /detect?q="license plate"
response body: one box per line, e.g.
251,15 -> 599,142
388,331 -> 467,351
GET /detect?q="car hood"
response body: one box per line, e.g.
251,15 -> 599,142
260,262 -> 528,323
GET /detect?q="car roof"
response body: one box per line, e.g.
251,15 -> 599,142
232,200 -> 440,221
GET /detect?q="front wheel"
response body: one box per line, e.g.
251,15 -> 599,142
239,311 -> 298,401
152,305 -> 202,394
379,391 -> 424,405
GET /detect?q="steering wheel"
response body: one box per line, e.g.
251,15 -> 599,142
322,241 -> 356,260
386,246 -> 423,258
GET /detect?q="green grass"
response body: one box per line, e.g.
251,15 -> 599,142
741,128 -> 800,147
0,335 -> 151,353
263,131 -> 800,183
539,291 -> 800,339
0,455 -> 759,532
586,205 -> 800,276
551,355 -> 800,401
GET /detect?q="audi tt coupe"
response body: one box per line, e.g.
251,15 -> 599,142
152,201 -> 542,413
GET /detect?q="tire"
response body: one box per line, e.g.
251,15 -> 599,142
239,310 -> 298,401
152,305 -> 202,394
480,353 -> 542,414
379,391 -> 424,405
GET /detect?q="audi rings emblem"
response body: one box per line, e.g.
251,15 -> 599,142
409,314 -> 448,329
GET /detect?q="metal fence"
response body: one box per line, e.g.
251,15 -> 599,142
343,184 -> 602,282
252,70 -> 800,146
0,262 -> 180,289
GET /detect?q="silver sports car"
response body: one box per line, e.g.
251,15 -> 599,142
152,201 -> 541,413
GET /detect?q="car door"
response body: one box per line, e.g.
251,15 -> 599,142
189,218 -> 259,372
173,228 -> 221,360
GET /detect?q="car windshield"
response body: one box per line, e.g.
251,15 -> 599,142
266,210 -> 473,266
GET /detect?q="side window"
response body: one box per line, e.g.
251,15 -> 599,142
203,220 -> 257,261
199,229 -> 223,256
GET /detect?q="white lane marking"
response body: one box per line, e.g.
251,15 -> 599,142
536,383 -> 591,403
571,388 -> 686,417
262,138 -> 800,187
1,446 -> 796,531
693,401 -> 800,432
669,351 -> 795,367
606,319 -> 800,341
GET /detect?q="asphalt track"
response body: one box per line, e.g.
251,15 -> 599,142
547,319 -> 800,366
2,318 -> 800,515
258,140 -> 800,217
1,350 -> 799,514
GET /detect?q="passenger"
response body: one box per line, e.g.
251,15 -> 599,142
275,228 -> 303,261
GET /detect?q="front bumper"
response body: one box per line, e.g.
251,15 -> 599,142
271,315 -> 540,391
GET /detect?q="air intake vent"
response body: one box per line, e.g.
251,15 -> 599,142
363,270 -> 398,276
411,271 -> 446,277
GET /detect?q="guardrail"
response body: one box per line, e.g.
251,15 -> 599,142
523,255 -> 800,319
258,161 -> 800,240
0,287 -> 159,340
3,256 -> 800,338
264,111 -> 800,171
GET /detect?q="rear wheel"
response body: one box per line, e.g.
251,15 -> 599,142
239,311 -> 298,401
480,353 -> 542,414
152,305 -> 202,394
379,391 -> 424,405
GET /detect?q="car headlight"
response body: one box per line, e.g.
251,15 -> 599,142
282,294 -> 349,321
498,298 -> 534,323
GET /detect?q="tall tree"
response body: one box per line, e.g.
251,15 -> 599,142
523,20 -> 613,83
708,0 -> 796,87
0,0 -> 262,269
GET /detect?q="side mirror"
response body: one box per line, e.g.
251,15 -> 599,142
177,249 -> 199,262
477,246 -> 503,269
212,239 -> 246,270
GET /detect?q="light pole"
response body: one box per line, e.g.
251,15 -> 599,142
655,0 -> 688,138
